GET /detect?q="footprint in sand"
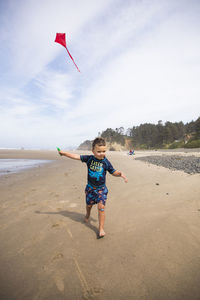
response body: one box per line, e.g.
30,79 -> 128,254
92,287 -> 104,296
49,191 -> 60,198
43,254 -> 64,273
55,276 -> 65,292
51,223 -> 60,228
52,253 -> 64,261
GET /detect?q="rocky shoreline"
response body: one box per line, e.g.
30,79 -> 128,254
135,155 -> 200,174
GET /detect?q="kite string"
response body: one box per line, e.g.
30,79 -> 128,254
66,48 -> 80,72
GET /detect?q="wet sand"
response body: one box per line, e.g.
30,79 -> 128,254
0,149 -> 200,299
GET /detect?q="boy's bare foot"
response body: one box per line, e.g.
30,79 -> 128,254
98,230 -> 106,238
84,216 -> 89,223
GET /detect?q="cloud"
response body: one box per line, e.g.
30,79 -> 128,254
0,0 -> 200,148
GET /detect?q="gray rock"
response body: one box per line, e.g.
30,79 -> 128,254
135,155 -> 200,174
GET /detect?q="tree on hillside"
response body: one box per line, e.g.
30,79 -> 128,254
156,120 -> 164,146
185,120 -> 196,134
194,117 -> 200,138
94,116 -> 200,150
115,127 -> 124,135
101,128 -> 125,145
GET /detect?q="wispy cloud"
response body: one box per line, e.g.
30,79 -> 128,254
0,0 -> 200,148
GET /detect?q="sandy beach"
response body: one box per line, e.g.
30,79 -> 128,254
0,149 -> 200,299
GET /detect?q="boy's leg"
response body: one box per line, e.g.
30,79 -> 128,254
98,202 -> 105,237
85,204 -> 93,223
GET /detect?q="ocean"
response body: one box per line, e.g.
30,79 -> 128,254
0,159 -> 52,176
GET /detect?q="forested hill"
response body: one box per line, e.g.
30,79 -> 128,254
78,117 -> 200,150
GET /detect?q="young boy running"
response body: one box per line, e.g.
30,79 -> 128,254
58,137 -> 128,238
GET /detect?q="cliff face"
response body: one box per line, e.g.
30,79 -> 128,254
77,140 -> 92,150
78,137 -> 134,151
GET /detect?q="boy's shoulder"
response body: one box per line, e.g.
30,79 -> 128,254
104,156 -> 111,163
80,154 -> 94,163
81,154 -> 93,157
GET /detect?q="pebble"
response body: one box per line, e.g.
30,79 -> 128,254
135,155 -> 200,174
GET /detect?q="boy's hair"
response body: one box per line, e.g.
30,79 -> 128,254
92,137 -> 106,149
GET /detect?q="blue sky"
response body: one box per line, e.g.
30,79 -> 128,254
0,0 -> 200,149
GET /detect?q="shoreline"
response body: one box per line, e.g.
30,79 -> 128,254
1,148 -> 200,178
0,158 -> 53,176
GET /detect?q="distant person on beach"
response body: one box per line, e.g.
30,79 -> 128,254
129,149 -> 135,155
58,137 -> 128,239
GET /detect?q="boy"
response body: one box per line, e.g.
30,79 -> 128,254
58,137 -> 128,238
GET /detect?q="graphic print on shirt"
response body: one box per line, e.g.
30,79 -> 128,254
88,160 -> 103,182
80,155 -> 116,187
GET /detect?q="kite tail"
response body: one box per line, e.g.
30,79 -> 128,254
66,47 -> 80,72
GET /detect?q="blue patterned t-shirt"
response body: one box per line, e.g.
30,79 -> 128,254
80,155 -> 116,188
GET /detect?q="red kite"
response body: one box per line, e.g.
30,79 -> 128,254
55,33 -> 80,72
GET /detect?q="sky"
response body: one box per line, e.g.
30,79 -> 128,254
0,0 -> 200,149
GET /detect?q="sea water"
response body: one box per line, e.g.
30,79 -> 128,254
0,159 -> 52,176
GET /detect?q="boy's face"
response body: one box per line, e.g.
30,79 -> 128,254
92,144 -> 106,160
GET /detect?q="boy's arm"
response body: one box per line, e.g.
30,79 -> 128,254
58,150 -> 81,161
112,170 -> 128,183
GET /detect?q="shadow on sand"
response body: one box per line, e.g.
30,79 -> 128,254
35,209 -> 99,236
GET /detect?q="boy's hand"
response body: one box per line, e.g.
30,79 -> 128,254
112,170 -> 128,182
57,148 -> 63,156
59,151 -> 65,156
121,172 -> 128,183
